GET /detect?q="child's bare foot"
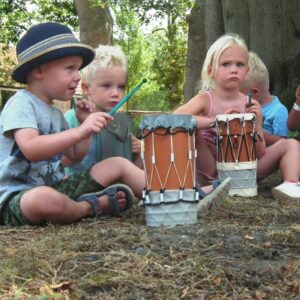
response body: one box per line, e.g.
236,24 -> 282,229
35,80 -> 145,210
99,191 -> 127,214
78,184 -> 135,217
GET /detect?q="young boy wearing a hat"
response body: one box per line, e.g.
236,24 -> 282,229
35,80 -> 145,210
0,22 -> 145,226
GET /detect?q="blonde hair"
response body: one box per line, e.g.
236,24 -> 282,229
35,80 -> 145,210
201,33 -> 249,91
81,44 -> 128,83
243,51 -> 269,92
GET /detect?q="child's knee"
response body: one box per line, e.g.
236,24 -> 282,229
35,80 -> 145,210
108,157 -> 134,170
21,186 -> 65,213
284,138 -> 300,152
289,138 -> 300,148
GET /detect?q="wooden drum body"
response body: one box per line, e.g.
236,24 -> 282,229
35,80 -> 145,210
215,113 -> 257,197
139,114 -> 199,226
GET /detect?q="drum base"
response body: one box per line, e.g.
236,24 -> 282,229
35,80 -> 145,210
228,186 -> 257,197
143,189 -> 198,227
217,161 -> 257,197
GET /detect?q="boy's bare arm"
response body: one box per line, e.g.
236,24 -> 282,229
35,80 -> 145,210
263,132 -> 285,146
14,112 -> 112,162
245,99 -> 266,158
287,84 -> 300,131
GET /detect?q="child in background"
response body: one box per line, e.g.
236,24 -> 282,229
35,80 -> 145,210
240,51 -> 289,145
0,22 -> 146,227
287,84 -> 300,132
174,33 -> 300,203
63,45 -> 142,175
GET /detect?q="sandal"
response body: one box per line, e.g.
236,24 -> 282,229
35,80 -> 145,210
197,177 -> 231,215
77,184 -> 135,217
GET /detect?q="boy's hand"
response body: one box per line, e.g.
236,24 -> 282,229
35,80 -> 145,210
75,100 -> 97,123
131,136 -> 141,154
245,99 -> 263,129
78,112 -> 113,139
295,84 -> 300,103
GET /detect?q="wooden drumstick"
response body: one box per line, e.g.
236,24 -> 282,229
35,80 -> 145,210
108,79 -> 147,115
246,92 -> 252,108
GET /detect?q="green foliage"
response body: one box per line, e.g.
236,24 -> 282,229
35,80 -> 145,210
0,46 -> 17,87
112,0 -> 191,112
32,0 -> 78,28
115,0 -> 193,26
113,3 -> 169,112
0,0 -> 36,44
151,29 -> 187,110
288,130 -> 300,141
0,0 -> 191,114
0,0 -> 78,46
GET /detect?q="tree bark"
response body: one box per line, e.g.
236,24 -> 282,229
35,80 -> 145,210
204,0 -> 224,49
184,0 -> 205,101
74,0 -> 113,47
184,0 -> 225,101
184,0 -> 300,105
222,0 -> 250,45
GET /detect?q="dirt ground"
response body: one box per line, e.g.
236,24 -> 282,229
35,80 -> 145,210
0,172 -> 299,299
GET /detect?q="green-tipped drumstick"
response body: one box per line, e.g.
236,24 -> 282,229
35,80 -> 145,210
108,78 -> 147,115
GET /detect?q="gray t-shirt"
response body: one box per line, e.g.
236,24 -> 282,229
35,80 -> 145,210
64,109 -> 133,176
0,89 -> 68,211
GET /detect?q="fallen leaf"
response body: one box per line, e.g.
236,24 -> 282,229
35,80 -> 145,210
39,281 -> 73,295
5,247 -> 17,257
50,281 -> 73,291
213,277 -> 222,286
244,234 -> 254,240
288,281 -> 300,294
290,224 -> 300,232
255,290 -> 267,299
39,284 -> 53,295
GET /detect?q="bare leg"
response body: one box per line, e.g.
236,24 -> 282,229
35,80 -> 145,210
257,139 -> 300,182
90,157 -> 145,198
195,132 -> 217,186
20,186 -> 127,224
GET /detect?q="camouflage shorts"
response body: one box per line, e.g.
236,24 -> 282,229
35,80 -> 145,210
0,168 -> 104,227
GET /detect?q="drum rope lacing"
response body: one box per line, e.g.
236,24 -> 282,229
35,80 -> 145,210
140,126 -> 199,205
216,115 -> 257,163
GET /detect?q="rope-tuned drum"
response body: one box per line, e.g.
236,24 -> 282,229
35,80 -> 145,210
215,113 -> 258,197
139,114 -> 199,226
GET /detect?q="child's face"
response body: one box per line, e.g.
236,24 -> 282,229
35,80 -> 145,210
83,66 -> 127,112
212,45 -> 249,91
33,56 -> 82,104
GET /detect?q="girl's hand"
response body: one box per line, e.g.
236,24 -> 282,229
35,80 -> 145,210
75,100 -> 97,123
245,99 -> 263,129
224,107 -> 241,114
78,112 -> 113,139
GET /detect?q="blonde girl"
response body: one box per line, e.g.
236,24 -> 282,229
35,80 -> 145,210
175,33 -> 300,203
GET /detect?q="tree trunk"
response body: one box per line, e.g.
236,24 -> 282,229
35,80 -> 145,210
184,0 -> 225,101
74,0 -> 113,47
184,0 -> 300,105
222,0 -> 250,45
184,0 -> 205,101
204,0 -> 224,49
